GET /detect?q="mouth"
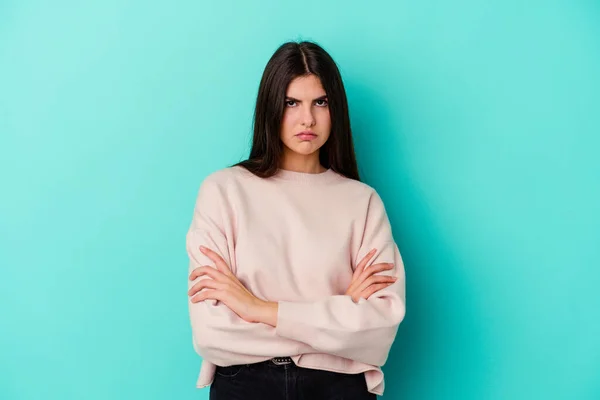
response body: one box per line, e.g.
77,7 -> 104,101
296,131 -> 317,141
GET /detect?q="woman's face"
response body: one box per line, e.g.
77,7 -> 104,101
280,74 -> 331,163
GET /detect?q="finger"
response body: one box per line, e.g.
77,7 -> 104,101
356,275 -> 397,295
200,246 -> 232,275
352,249 -> 376,283
189,265 -> 226,281
358,262 -> 394,283
348,275 -> 395,301
188,278 -> 226,297
346,262 -> 394,298
190,289 -> 222,303
347,249 -> 377,294
360,282 -> 395,300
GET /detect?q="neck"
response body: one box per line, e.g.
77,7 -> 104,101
280,152 -> 326,174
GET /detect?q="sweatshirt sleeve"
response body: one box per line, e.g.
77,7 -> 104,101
186,173 -> 315,366
275,189 -> 406,367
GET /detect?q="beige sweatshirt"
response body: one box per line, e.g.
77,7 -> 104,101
186,165 -> 406,395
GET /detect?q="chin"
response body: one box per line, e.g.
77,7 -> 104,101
294,145 -> 323,155
282,138 -> 326,156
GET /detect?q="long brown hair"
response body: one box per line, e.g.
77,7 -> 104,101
233,41 -> 360,181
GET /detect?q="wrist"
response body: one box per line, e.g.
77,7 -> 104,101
253,299 -> 279,327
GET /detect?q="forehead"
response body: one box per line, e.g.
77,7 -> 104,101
286,75 -> 326,97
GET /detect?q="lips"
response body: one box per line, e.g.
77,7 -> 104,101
296,131 -> 317,140
296,132 -> 317,140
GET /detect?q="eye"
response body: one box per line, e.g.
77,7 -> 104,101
315,99 -> 328,107
285,100 -> 297,107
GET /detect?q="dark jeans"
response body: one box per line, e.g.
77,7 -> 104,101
210,358 -> 376,400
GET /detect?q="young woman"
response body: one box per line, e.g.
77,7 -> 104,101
186,41 -> 406,400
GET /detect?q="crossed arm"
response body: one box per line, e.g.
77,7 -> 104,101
188,245 -> 397,327
186,178 -> 406,367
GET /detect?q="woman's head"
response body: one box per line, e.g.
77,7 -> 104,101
235,41 -> 360,180
280,74 -> 331,170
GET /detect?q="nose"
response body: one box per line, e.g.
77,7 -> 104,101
300,104 -> 316,127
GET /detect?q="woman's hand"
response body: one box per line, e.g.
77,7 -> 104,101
188,246 -> 278,326
345,249 -> 397,303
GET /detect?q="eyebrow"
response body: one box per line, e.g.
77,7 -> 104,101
285,95 -> 328,102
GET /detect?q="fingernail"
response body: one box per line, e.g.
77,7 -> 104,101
388,263 -> 394,267
200,246 -> 207,252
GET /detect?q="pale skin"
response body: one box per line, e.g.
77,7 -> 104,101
279,74 -> 331,173
188,74 -> 397,327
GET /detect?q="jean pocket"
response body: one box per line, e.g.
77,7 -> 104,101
215,364 -> 247,378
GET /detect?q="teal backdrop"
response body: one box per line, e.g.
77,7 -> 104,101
1,1 -> 599,399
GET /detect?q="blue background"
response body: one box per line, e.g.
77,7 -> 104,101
1,1 -> 599,399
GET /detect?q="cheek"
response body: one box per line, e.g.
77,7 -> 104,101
318,109 -> 332,129
281,111 -> 296,135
